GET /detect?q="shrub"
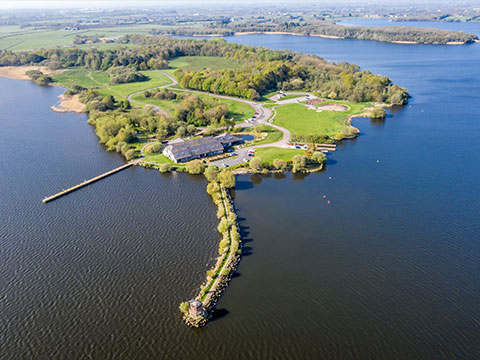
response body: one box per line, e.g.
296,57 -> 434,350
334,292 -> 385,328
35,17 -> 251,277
179,301 -> 189,315
159,163 -> 172,173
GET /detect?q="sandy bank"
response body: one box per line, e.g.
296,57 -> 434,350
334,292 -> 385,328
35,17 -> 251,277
391,41 -> 418,45
0,66 -> 59,81
51,94 -> 86,114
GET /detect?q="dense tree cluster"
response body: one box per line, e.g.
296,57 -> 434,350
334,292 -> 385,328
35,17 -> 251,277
0,36 -> 408,104
145,89 -> 177,100
216,20 -> 479,44
25,69 -> 52,86
107,66 -> 147,84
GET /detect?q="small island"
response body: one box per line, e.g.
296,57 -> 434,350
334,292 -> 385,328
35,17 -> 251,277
0,35 -> 409,327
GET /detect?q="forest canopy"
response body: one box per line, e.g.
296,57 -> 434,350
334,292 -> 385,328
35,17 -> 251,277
0,35 -> 408,104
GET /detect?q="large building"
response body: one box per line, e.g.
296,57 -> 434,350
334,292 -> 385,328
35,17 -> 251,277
163,134 -> 242,163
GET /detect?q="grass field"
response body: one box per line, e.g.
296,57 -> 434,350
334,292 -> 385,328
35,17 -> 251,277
142,154 -> 176,165
52,68 -> 171,99
0,25 -> 175,51
255,147 -> 305,164
168,56 -> 241,71
280,94 -> 305,100
273,101 -> 369,137
252,126 -> 284,145
132,90 -> 254,122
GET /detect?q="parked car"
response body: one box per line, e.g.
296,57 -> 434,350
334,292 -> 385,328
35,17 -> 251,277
222,163 -> 229,167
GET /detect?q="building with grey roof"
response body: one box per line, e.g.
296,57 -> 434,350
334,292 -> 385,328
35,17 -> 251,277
214,133 -> 242,147
163,136 -> 225,163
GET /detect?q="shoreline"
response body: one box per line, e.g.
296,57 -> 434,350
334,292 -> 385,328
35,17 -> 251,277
0,65 -> 60,81
51,93 -> 86,114
181,184 -> 242,327
231,31 -> 471,45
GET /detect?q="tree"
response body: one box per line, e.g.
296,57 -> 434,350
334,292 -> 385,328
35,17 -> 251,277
186,124 -> 196,134
125,149 -> 136,160
306,143 -> 316,155
273,159 -> 286,170
218,169 -> 235,188
206,181 -> 220,196
145,143 -> 163,154
312,151 -> 327,164
102,95 -> 116,110
204,165 -> 219,182
370,107 -> 386,119
254,124 -> 265,134
217,205 -> 225,219
217,218 -> 229,233
176,126 -> 187,137
179,302 -> 189,315
115,141 -> 126,153
186,159 -> 205,174
292,155 -> 306,173
159,163 -> 172,173
250,156 -> 262,170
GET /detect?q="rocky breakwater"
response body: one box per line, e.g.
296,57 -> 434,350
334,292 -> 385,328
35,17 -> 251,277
179,169 -> 241,327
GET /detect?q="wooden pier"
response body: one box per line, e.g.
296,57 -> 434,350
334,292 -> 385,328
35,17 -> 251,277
42,162 -> 134,203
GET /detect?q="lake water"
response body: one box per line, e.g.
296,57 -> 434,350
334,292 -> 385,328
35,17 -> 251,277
1,26 -> 480,359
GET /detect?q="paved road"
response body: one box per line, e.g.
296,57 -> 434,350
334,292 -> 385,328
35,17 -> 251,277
126,71 -> 178,115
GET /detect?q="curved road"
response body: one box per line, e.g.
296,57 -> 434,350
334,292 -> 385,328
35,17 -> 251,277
127,71 -> 178,115
128,71 -> 317,167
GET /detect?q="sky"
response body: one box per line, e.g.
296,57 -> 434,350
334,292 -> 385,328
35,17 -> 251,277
0,0 -> 475,9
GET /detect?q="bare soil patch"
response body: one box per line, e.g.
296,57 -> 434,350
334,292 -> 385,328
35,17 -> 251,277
51,94 -> 86,113
306,99 -> 325,106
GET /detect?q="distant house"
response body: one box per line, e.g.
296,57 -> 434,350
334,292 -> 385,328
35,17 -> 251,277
163,136 -> 224,163
214,133 -> 242,148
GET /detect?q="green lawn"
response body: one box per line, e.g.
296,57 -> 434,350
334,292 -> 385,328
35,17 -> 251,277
168,56 -> 241,71
132,89 -> 254,123
142,154 -> 176,165
280,94 -> 305,100
251,126 -> 284,145
273,101 -> 369,137
52,68 -> 171,99
255,147 -> 305,164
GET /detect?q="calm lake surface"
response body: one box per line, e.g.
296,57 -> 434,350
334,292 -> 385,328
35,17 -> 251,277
1,26 -> 480,359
